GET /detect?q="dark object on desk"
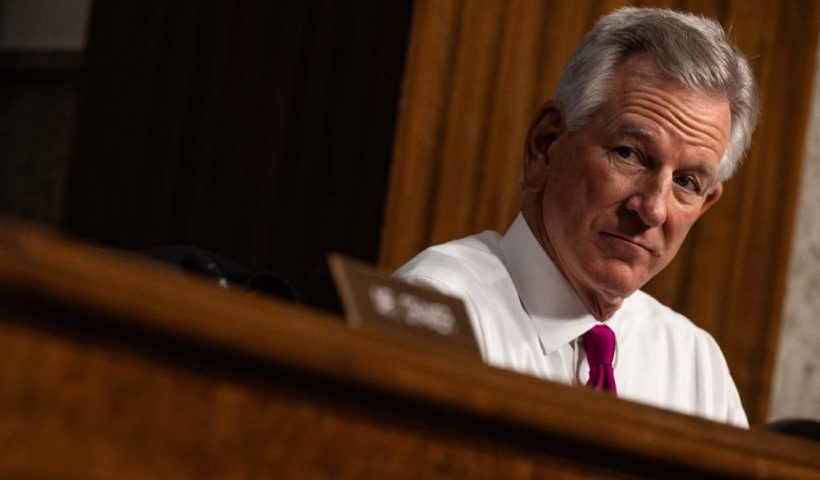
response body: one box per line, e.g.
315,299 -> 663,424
141,245 -> 297,302
768,418 -> 820,443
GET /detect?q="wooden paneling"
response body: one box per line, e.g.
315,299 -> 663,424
62,1 -> 413,310
2,219 -> 820,478
0,52 -> 81,226
379,0 -> 820,424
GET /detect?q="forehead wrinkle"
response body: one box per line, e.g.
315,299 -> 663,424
628,87 -> 728,150
618,99 -> 727,157
612,118 -> 719,168
635,93 -> 726,143
606,61 -> 730,156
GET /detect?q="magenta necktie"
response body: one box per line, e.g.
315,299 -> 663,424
583,324 -> 617,395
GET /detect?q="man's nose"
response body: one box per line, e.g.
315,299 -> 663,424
625,174 -> 669,227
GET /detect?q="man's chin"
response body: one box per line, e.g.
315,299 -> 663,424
589,263 -> 648,300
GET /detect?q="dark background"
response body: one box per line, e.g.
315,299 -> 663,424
1,1 -> 414,312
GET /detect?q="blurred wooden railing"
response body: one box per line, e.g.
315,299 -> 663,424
0,219 -> 818,478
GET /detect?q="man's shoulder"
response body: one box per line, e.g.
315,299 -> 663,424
626,289 -> 718,345
623,290 -> 746,427
394,231 -> 508,290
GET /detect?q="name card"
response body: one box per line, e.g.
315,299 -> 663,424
328,254 -> 480,358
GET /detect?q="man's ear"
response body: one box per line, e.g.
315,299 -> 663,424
698,182 -> 723,216
523,100 -> 566,192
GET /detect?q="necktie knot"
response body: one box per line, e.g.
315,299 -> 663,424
583,324 -> 616,367
583,324 -> 617,395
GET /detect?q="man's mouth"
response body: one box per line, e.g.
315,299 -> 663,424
601,232 -> 657,255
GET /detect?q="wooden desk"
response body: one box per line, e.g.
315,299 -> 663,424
0,219 -> 818,479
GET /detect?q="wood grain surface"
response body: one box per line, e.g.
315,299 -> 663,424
0,220 -> 819,478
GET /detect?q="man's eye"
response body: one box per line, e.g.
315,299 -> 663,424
674,175 -> 701,193
614,146 -> 635,159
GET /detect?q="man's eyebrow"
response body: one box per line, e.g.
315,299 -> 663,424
610,125 -> 657,145
612,123 -> 720,188
686,161 -> 719,188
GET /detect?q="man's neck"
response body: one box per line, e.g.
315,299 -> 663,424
520,203 -> 624,321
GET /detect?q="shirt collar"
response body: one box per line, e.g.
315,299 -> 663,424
499,214 -> 605,353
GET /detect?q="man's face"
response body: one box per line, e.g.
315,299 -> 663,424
524,56 -> 730,307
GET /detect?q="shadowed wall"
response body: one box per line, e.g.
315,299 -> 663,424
62,1 -> 413,310
771,40 -> 820,421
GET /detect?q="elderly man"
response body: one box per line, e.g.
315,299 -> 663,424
395,7 -> 758,428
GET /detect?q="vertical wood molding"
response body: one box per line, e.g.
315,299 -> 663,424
380,0 -> 820,424
379,0 -> 463,269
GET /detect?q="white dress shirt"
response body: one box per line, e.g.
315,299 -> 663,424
395,214 -> 748,428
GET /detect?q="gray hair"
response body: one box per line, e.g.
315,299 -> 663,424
554,7 -> 759,182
